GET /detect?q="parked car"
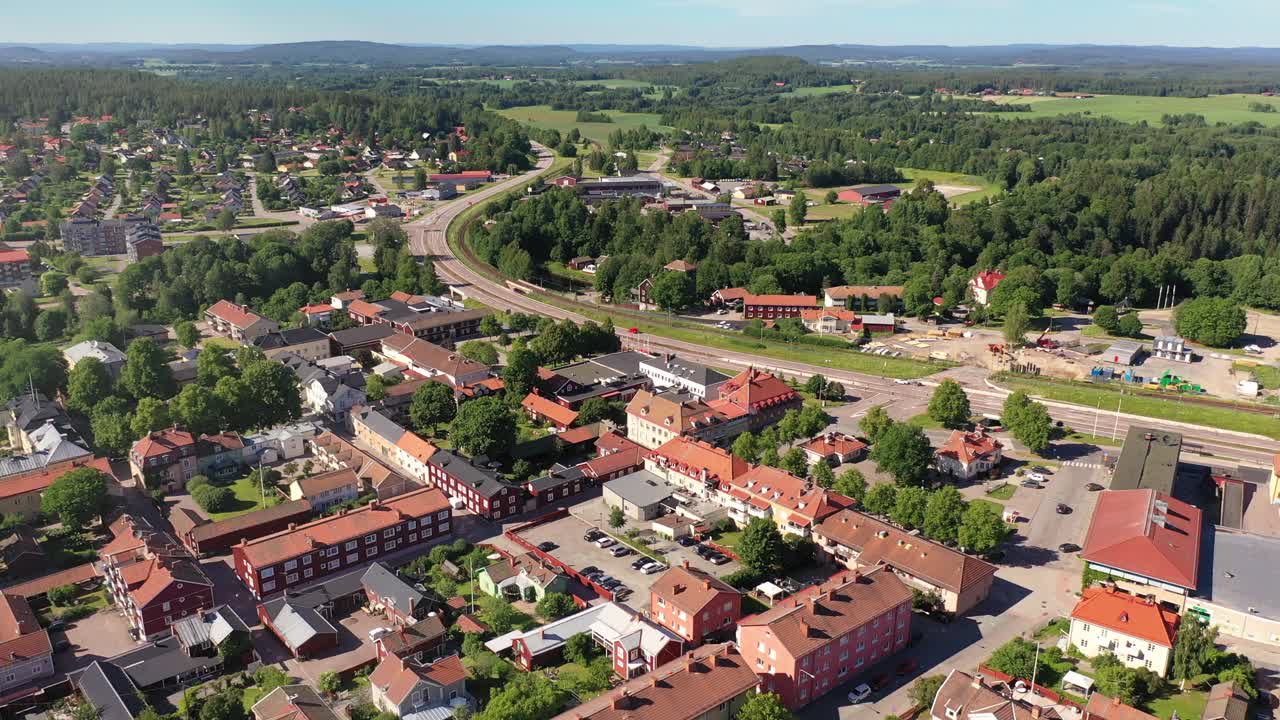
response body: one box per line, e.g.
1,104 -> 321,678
628,327 -> 639,334
613,587 -> 632,600
609,545 -> 632,557
537,541 -> 557,552
847,684 -> 872,703
1027,472 -> 1047,482
584,528 -> 603,541
1020,480 -> 1042,489
676,536 -> 698,547
45,620 -> 66,632
641,562 -> 668,575
1085,482 -> 1105,491
708,553 -> 731,565
580,565 -> 600,576
595,536 -> 616,549
1058,543 -> 1081,553
631,557 -> 651,569
1056,503 -> 1072,514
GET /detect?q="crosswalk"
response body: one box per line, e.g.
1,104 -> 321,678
1062,461 -> 1104,469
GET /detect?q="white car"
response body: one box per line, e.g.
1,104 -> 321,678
848,684 -> 872,703
368,627 -> 392,642
1027,472 -> 1046,482
641,562 -> 667,575
595,537 -> 616,549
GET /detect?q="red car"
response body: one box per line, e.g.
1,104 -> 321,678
628,327 -> 639,334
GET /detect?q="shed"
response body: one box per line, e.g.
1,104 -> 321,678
1062,670 -> 1095,695
754,581 -> 787,603
1102,340 -> 1143,366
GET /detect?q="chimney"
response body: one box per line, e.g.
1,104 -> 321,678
682,559 -> 690,570
287,523 -> 296,531
611,690 -> 631,711
686,654 -> 696,672
972,673 -> 984,689
1031,705 -> 1043,719
703,579 -> 712,591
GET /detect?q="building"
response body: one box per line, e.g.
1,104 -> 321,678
624,389 -> 747,450
129,427 -> 197,492
575,175 -> 664,203
75,660 -> 147,720
368,654 -> 469,719
490,601 -> 683,678
1081,489 -> 1202,605
232,488 -> 452,599
823,285 -> 904,311
1069,586 -> 1179,676
196,432 -> 248,481
1112,427 -> 1183,496
379,334 -> 491,386
813,508 -> 997,615
477,553 -> 569,602
548,643 -> 759,720
715,368 -> 803,432
1103,340 -> 1144,366
296,357 -> 367,423
538,352 -> 653,410
309,431 -> 415,501
348,298 -> 486,347
637,355 -> 729,399
252,686 -> 342,720
649,562 -> 741,645
63,340 -> 127,379
126,227 -> 165,263
710,287 -> 749,307
0,526 -> 45,578
741,294 -> 818,320
288,469 -> 362,512
0,592 -> 53,696
173,499 -> 313,557
521,392 -> 580,431
204,300 -> 279,342
930,669 -> 1076,720
351,408 -> 437,487
736,568 -> 913,709
1184,527 -> 1280,645
251,328 -> 331,361
970,270 -> 1006,306
0,457 -> 114,522
1151,336 -> 1192,363
258,569 -> 367,658
0,247 -> 33,291
426,451 -> 524,521
836,185 -> 901,206
935,430 -> 1004,480
1085,694 -> 1160,720
1203,682 -> 1251,720
60,216 -> 155,256
799,308 -> 861,335
604,470 -> 678,521
376,614 -> 447,663
362,562 -> 429,627
98,515 -> 215,639
801,433 -> 867,466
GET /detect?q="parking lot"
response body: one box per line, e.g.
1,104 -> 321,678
57,608 -> 141,672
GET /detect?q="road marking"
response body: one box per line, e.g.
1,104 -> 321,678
1062,461 -> 1103,469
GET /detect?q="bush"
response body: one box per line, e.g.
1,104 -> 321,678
48,584 -> 79,606
192,485 -> 235,513
721,567 -> 763,590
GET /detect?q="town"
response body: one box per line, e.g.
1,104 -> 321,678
2,27 -> 1280,720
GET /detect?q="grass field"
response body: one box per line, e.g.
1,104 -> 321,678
495,105 -> 672,145
899,167 -> 1001,205
984,93 -> 1280,127
784,84 -> 858,96
207,475 -> 276,521
572,79 -> 656,90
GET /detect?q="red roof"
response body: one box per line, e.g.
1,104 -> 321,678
348,299 -> 387,318
651,563 -> 740,616
0,456 -> 114,501
1071,587 -> 1179,647
649,436 -> 748,483
299,304 -> 333,315
718,368 -> 799,412
1081,489 -> 1202,590
0,249 -> 29,264
936,430 -> 1003,464
4,563 -> 98,598
801,432 -> 867,458
1085,693 -> 1160,720
206,299 -> 265,329
521,392 -> 579,427
132,427 -> 195,459
972,270 -> 1006,291
580,447 -> 644,479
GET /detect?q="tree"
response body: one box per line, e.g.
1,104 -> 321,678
197,345 -> 237,386
864,483 -> 898,516
859,405 -> 893,444
130,397 -> 172,438
47,583 -> 79,607
1003,302 -> 1031,345
923,486 -> 967,544
90,398 -> 134,457
732,432 -> 761,464
449,396 -> 517,457
1003,391 -> 1052,455
479,315 -> 503,337
42,467 -> 110,527
810,460 -> 835,488
1093,305 -> 1121,334
121,338 -> 176,400
172,384 -> 223,437
735,692 -> 793,720
771,208 -> 786,233
737,518 -> 786,574
824,190 -> 839,205
779,448 -> 809,477
564,633 -> 599,666
834,468 -> 868,502
908,675 -> 947,710
199,690 -> 245,720
891,486 -> 929,529
238,360 -> 302,429
502,346 -> 540,398
608,506 -> 625,529
192,484 -> 235,513
365,374 -> 389,402
871,423 -> 934,486
987,638 -> 1039,682
66,357 -> 113,413
316,671 -> 342,697
928,379 -> 971,429
458,340 -> 499,366
34,310 -> 67,341
788,190 -> 808,227
1115,313 -> 1144,338
957,501 -> 1007,554
409,382 -> 456,436
40,271 -> 68,296
175,321 -> 200,348
1176,296 -> 1247,347
536,592 -> 577,621
648,271 -> 696,311
475,672 -> 565,720
215,208 -> 237,232
1170,618 -> 1218,684
576,397 -> 623,427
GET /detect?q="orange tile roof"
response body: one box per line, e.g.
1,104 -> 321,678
727,465 -> 841,523
395,432 -> 438,464
237,487 -> 450,567
1071,587 -> 1179,647
936,430 -> 1002,464
131,427 -> 195,459
580,447 -> 644,479
206,300 -> 265,329
1081,489 -> 1202,590
347,299 -> 386,318
0,593 -> 41,641
0,456 -> 113,500
824,285 -> 904,300
717,368 -> 798,412
299,304 -> 333,315
973,270 -> 1006,291
0,249 -> 29,264
4,563 -> 98,598
799,308 -> 861,322
1085,693 -> 1160,720
649,436 -> 748,483
650,563 -> 739,616
801,432 -> 867,458
130,558 -> 211,608
522,392 -> 579,427
626,390 -> 731,434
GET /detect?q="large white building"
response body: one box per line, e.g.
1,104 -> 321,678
1069,586 -> 1179,677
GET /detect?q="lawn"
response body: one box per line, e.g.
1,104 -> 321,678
39,587 -> 110,623
983,93 -> 1280,127
986,483 -> 1017,501
709,528 -> 745,550
494,105 -> 672,146
544,261 -> 595,288
571,79 -> 656,90
997,373 -> 1280,439
783,84 -> 858,96
206,474 -> 277,521
39,529 -> 102,569
898,167 -> 1001,205
1236,361 -> 1280,389
907,413 -> 944,430
1146,689 -> 1208,720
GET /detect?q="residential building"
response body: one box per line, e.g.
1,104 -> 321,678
1085,694 -> 1160,720
625,389 -> 747,450
369,654 -> 469,719
522,392 -> 580,431
196,432 -> 247,481
295,358 -> 367,423
604,470 -> 678,521
126,226 -> 165,263
351,408 -> 437,487
0,457 -> 114,521
379,334 -> 491,385
98,515 -> 214,639
718,464 -> 844,536
490,601 -> 682,678
232,489 -> 451,599
836,185 -> 901,206
524,463 -> 589,510
426,451 -> 524,521
0,247 -> 33,291
75,660 -> 147,720
709,287 -> 749,307
935,430 -> 1004,480
60,215 -> 155,256
813,508 -> 997,615
715,368 -> 803,432
649,562 -> 741,645
129,427 -> 197,492
1069,586 -> 1179,677
575,175 -> 664,203
298,303 -> 335,328
1152,336 -> 1193,363
736,567 -> 913,709
258,569 -> 366,658
929,669 -> 1075,720
637,355 -> 729,399
823,285 -> 904,311
801,432 -> 868,466
537,351 -> 652,410
1203,682 -> 1251,720
347,297 -> 486,346
548,643 -> 759,720
741,294 -> 818,320
362,562 -> 429,627
477,553 -> 569,602
1112,427 -> 1183,496
251,685 -> 342,720
800,308 -> 861,335
0,394 -> 93,478
970,270 -> 1006,306
309,431 -> 414,501
289,469 -> 362,512
251,328 -> 331,361
643,436 -> 749,501
204,300 -> 279,342
63,340 -> 127,379
172,499 -> 313,557
0,592 -> 53,696
375,614 -> 447,663
1080,489 -> 1202,605
0,526 -> 45,578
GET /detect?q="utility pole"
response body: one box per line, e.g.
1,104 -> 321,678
1112,396 -> 1123,441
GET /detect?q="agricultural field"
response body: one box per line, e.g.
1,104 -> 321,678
783,84 -> 858,96
571,79 -> 656,90
982,93 -> 1280,127
899,167 -> 1001,205
494,105 -> 671,145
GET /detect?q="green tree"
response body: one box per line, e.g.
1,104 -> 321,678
1003,302 -> 1031,345
810,460 -> 835,488
197,345 -> 238,386
1176,296 -> 1247,347
130,397 -> 173,438
871,423 -> 933,486
608,506 -> 625,529
175,321 -> 200,348
735,692 -> 794,720
365,374 -> 388,402
172,384 -> 224,437
199,690 -> 245,720
863,483 -> 898,516
536,592 -> 577,621
449,396 -> 517,457
409,382 -> 457,436
771,208 -> 786,233
475,672 -> 565,720
957,501 -> 1007,554
42,467 -> 110,527
238,360 -> 302,429
121,338 -> 176,400
564,633 -> 599,666
648,271 -> 697,311
859,405 -> 893,444
824,190 -> 839,205
41,271 -> 69,296
987,638 -> 1039,681
834,468 -> 868,502
923,486 -> 967,544
1115,313 -> 1144,338
576,397 -> 623,426
908,675 -> 947,710
1170,618 -> 1218,685
1093,305 -> 1121,334
34,310 -> 67,341
215,208 -> 237,232
927,379 -> 971,429
1003,391 -> 1052,455
458,340 -> 499,366
779,447 -> 809,476
479,315 -> 503,337
891,486 -> 929,529
737,518 -> 786,574
788,190 -> 808,227
502,346 -> 540,398
732,432 -> 761,464
316,671 -> 342,697
66,357 -> 114,413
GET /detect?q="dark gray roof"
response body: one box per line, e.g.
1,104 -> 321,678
361,562 -> 424,617
357,408 -> 406,445
605,470 -> 676,508
329,324 -> 396,347
639,356 -> 729,388
427,451 -> 512,499
1198,527 -> 1280,623
1112,426 -> 1182,496
848,184 -> 901,197
171,605 -> 250,649
528,463 -> 586,493
76,661 -> 145,720
252,327 -> 328,350
261,566 -> 368,615
268,603 -> 338,651
107,636 -> 224,688
587,351 -> 651,377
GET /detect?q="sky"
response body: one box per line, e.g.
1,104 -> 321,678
7,0 -> 1280,48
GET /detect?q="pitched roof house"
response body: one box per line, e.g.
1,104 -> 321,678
935,430 -> 1003,480
648,562 -> 741,644
368,654 -> 469,719
1081,489 -> 1202,595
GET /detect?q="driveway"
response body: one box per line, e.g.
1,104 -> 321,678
57,609 -> 140,672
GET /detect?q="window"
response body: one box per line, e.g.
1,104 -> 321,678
1080,639 -> 1088,648
284,560 -> 297,571
302,555 -> 312,566
261,567 -> 275,579
304,569 -> 313,579
162,601 -> 171,611
262,581 -> 276,592
420,515 -> 432,525
345,541 -> 357,551
438,510 -> 449,520
408,520 -> 417,530
327,547 -> 339,557
657,597 -> 665,607
1145,660 -> 1153,669
286,573 -> 298,583
365,534 -> 376,544
384,528 -> 395,538
409,533 -> 418,542
439,522 -> 450,533
367,547 -> 378,557
347,553 -> 359,564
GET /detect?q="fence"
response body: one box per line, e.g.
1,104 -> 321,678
505,508 -> 615,602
